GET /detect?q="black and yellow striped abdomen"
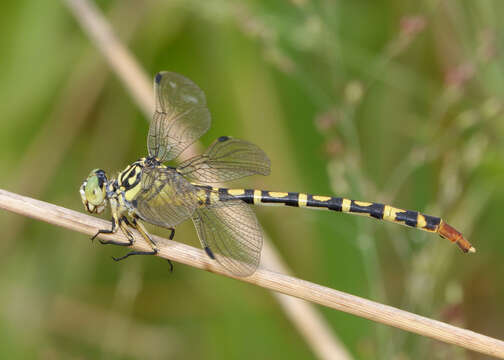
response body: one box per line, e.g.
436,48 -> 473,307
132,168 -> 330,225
194,186 -> 475,253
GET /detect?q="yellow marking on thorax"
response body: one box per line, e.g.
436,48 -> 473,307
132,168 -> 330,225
298,193 -> 308,207
342,198 -> 351,212
124,183 -> 141,202
416,214 -> 427,229
269,191 -> 288,198
313,195 -> 331,202
228,189 -> 245,196
383,205 -> 404,222
118,165 -> 131,181
253,190 -> 262,205
128,169 -> 140,185
354,200 -> 372,207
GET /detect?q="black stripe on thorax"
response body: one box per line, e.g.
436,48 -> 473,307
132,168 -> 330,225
118,165 -> 131,185
119,165 -> 142,191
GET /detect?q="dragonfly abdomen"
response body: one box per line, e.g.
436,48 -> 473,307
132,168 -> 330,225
202,186 -> 475,254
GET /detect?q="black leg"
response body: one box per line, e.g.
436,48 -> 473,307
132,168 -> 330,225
112,249 -> 173,271
111,217 -> 175,271
165,228 -> 175,270
91,229 -> 113,241
121,216 -> 132,226
95,217 -> 133,246
99,238 -> 132,246
112,248 -> 157,262
91,218 -> 116,241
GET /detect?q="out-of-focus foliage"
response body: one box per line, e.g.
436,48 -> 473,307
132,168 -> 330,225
0,0 -> 503,359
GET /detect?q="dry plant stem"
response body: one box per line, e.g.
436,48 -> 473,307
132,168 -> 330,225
63,0 -> 350,359
1,189 -> 504,359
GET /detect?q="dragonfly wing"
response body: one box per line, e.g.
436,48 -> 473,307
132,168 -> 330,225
192,197 -> 263,277
148,72 -> 211,162
133,166 -> 199,228
177,136 -> 271,183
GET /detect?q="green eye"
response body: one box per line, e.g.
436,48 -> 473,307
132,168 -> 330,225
84,170 -> 106,206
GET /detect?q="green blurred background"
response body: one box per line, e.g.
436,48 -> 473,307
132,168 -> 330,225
1,0 -> 503,359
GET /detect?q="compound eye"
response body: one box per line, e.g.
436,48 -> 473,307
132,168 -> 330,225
85,175 -> 105,206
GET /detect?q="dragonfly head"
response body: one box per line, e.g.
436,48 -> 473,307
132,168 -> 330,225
80,169 -> 108,214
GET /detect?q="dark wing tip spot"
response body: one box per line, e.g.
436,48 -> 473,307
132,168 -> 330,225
217,136 -> 230,142
155,72 -> 163,84
204,246 -> 216,259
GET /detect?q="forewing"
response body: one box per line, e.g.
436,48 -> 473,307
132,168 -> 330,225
133,166 -> 199,228
192,198 -> 263,277
177,136 -> 271,183
148,72 -> 211,162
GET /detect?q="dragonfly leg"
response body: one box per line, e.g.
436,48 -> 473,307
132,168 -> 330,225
98,216 -> 134,246
121,216 -> 132,226
91,217 -> 118,241
164,227 -> 175,271
111,217 -> 159,261
109,217 -> 174,271
132,217 -> 159,252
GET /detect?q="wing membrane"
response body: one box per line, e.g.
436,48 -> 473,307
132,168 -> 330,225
177,136 -> 271,183
192,197 -> 263,276
148,72 -> 211,162
133,166 -> 200,228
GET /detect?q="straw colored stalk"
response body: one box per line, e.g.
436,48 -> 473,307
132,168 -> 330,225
1,189 -> 504,358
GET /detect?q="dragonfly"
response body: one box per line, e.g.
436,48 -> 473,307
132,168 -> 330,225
80,71 -> 475,277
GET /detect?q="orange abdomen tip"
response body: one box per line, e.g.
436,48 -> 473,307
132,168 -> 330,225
438,220 -> 476,253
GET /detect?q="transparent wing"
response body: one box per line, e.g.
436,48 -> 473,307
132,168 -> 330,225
192,197 -> 263,277
176,136 -> 271,183
133,166 -> 200,228
148,72 -> 211,162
